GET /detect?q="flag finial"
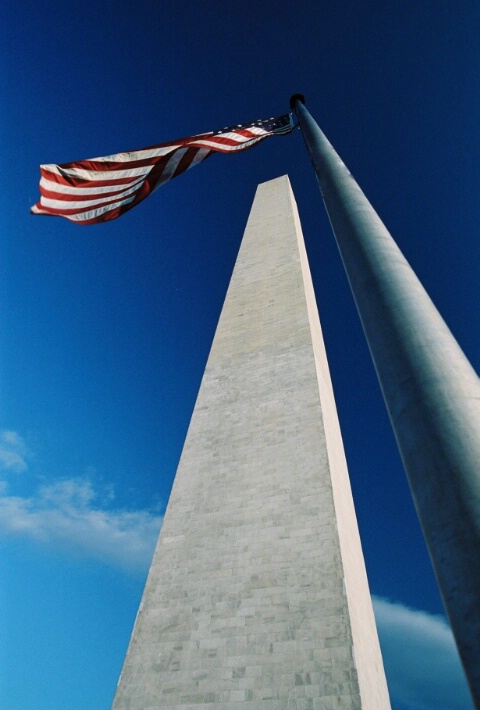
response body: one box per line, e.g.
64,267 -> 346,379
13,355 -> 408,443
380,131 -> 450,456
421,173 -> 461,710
290,93 -> 305,110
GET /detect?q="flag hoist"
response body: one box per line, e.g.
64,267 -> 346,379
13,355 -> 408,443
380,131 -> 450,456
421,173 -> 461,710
290,93 -> 480,708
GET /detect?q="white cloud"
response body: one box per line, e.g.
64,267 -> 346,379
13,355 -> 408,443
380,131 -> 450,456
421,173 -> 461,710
0,476 -> 162,573
0,430 -> 28,472
373,596 -> 474,710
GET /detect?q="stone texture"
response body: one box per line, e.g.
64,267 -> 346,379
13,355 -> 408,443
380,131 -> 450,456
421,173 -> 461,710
112,175 -> 390,709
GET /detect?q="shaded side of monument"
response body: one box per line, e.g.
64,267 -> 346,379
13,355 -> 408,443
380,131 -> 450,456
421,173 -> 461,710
112,175 -> 390,709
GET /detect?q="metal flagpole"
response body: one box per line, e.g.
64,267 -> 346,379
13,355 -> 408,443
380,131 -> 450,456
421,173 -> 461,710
290,94 -> 480,707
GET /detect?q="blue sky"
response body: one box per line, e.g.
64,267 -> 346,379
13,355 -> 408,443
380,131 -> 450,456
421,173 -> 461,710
1,1 -> 479,708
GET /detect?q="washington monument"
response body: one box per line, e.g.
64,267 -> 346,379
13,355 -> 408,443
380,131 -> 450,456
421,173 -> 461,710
112,175 -> 391,709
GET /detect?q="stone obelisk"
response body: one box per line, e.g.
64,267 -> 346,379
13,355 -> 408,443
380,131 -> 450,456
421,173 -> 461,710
112,175 -> 390,709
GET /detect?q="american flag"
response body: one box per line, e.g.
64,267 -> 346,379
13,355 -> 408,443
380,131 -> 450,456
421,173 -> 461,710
31,114 -> 294,225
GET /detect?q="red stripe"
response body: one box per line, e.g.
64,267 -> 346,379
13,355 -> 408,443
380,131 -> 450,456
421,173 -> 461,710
188,134 -> 265,150
51,154 -> 174,172
33,193 -> 137,216
170,146 -> 210,179
39,168 -> 144,189
38,181 -> 145,202
192,135 -> 267,154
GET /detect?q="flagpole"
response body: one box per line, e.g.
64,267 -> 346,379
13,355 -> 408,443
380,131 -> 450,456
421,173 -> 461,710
290,94 -> 480,706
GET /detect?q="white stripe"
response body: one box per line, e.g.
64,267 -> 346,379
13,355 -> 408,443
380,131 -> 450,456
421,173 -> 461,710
230,126 -> 268,137
185,147 -> 210,169
63,196 -> 136,222
205,128 -> 267,143
41,164 -> 153,181
192,136 -> 265,151
40,175 -> 145,196
39,179 -> 144,210
93,144 -> 181,162
151,146 -> 210,193
40,146 -> 180,171
30,204 -> 46,214
151,147 -> 189,190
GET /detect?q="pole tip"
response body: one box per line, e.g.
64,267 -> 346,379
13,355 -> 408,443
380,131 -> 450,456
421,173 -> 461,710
289,94 -> 305,110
